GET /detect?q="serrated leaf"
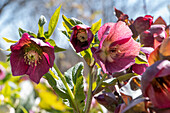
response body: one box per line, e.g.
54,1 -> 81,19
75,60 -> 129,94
45,5 -> 61,38
62,15 -> 74,29
135,51 -> 148,64
91,19 -> 101,35
44,73 -> 69,99
18,28 -> 37,38
64,62 -> 85,112
69,17 -> 83,26
2,37 -> 17,43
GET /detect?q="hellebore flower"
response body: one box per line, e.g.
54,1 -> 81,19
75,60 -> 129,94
92,21 -> 140,74
133,15 -> 153,34
129,15 -> 153,38
10,33 -> 55,83
0,64 -> 6,80
140,24 -> 167,48
141,60 -> 170,108
70,24 -> 94,53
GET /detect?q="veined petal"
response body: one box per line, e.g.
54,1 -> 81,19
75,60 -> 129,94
107,21 -> 132,42
26,55 -> 50,83
11,33 -> 31,51
10,50 -> 29,76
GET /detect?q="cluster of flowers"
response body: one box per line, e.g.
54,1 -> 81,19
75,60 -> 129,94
2,7 -> 170,113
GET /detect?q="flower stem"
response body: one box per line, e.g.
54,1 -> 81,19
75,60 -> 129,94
84,66 -> 94,113
53,63 -> 78,112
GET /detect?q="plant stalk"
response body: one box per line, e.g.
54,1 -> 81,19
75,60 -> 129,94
53,63 -> 79,112
84,66 -> 93,113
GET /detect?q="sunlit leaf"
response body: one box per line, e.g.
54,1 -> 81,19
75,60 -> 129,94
45,5 -> 61,38
135,51 -> 148,64
91,19 -> 101,35
18,28 -> 37,38
62,15 -> 74,29
69,17 -> 83,26
54,46 -> 66,53
80,48 -> 93,66
2,37 -> 17,43
64,62 -> 85,112
44,73 -> 69,99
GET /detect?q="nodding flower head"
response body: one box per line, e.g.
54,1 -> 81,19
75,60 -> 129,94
92,21 -> 140,74
10,33 -> 55,83
141,60 -> 170,108
70,24 -> 94,53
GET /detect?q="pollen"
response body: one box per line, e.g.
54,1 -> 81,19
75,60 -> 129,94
24,50 -> 41,66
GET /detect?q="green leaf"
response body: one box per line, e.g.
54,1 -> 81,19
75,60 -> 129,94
91,19 -> 101,35
62,15 -> 74,29
46,39 -> 66,52
135,51 -> 148,64
54,46 -> 66,53
44,73 -> 69,99
2,37 -> 17,43
62,22 -> 72,38
59,29 -> 70,39
46,39 -> 56,47
80,48 -> 93,66
64,62 -> 85,112
45,5 -> 61,38
69,17 -> 83,26
18,28 -> 37,38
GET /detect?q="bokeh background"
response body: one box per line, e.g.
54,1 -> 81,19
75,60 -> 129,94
0,0 -> 170,73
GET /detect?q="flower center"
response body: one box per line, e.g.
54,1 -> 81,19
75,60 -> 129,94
77,29 -> 88,42
24,50 -> 41,66
108,45 -> 121,59
151,75 -> 170,93
23,44 -> 42,66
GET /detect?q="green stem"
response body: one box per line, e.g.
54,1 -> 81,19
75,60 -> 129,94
84,66 -> 93,113
53,63 -> 78,112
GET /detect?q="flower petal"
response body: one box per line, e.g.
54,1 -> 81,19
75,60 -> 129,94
10,33 -> 31,51
42,46 -> 55,67
10,50 -> 28,76
107,21 -> 132,42
26,55 -> 50,83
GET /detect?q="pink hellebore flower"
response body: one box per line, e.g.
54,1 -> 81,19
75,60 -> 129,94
70,24 -> 94,53
92,21 -> 140,74
10,33 -> 55,83
141,60 -> 170,109
140,24 -> 167,48
133,15 -> 153,34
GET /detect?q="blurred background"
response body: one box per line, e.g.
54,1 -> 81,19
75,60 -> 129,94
0,0 -> 170,73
